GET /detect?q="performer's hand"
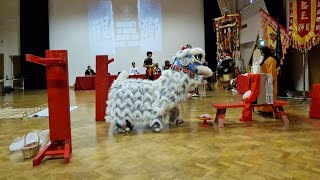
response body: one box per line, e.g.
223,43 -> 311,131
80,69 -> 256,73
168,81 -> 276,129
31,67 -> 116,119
144,65 -> 151,68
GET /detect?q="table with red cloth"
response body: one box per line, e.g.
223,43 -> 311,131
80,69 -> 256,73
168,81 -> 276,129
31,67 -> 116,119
310,84 -> 320,119
74,74 -> 161,91
74,76 -> 95,90
236,75 -> 250,94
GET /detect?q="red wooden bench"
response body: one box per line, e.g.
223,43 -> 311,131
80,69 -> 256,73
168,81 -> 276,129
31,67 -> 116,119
212,100 -> 289,128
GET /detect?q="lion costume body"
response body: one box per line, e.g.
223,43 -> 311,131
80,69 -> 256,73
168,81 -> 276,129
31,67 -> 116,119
106,47 -> 213,132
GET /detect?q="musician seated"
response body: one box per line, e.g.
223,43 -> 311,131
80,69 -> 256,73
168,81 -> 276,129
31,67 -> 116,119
143,51 -> 155,80
85,66 -> 96,76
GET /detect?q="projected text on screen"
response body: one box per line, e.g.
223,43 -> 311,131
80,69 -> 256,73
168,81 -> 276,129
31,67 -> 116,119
88,0 -> 162,55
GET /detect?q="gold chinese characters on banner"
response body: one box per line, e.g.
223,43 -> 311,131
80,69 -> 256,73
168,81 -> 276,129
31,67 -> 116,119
289,0 -> 320,52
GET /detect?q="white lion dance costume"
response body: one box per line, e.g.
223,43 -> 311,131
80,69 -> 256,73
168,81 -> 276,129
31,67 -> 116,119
106,47 -> 213,133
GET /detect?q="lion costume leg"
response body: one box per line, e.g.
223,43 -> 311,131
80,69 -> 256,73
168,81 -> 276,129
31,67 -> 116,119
150,116 -> 164,133
169,106 -> 184,125
116,118 -> 134,133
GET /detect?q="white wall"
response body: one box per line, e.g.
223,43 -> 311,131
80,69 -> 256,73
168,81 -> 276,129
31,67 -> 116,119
0,0 -> 20,86
239,0 -> 267,70
240,0 -> 267,44
49,0 -> 205,86
238,0 -> 254,10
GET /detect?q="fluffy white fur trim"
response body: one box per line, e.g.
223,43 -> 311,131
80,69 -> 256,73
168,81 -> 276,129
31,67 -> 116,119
196,66 -> 213,77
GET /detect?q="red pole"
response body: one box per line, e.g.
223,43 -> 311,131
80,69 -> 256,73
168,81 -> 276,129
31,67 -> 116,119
95,55 -> 114,121
26,50 -> 72,166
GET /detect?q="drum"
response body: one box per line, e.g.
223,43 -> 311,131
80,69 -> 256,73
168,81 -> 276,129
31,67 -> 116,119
217,58 -> 235,75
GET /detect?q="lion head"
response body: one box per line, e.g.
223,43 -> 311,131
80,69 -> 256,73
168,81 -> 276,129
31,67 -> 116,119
171,47 -> 213,79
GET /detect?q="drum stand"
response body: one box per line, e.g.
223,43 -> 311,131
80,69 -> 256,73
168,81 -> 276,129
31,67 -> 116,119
300,52 -> 307,104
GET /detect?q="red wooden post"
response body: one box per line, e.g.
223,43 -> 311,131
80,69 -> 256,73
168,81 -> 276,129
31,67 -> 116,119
95,55 -> 114,121
26,50 -> 72,166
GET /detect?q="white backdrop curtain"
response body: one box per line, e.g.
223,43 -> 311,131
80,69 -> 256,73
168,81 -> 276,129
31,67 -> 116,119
217,0 -> 237,15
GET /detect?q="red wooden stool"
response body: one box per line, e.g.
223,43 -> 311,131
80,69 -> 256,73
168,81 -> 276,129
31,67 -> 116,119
198,117 -> 213,127
212,100 -> 289,128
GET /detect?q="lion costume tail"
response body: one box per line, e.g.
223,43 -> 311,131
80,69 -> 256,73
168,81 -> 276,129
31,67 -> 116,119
117,70 -> 129,82
110,70 -> 129,88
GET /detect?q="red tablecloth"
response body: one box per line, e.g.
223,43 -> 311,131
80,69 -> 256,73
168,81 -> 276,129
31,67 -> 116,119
74,76 -> 95,90
310,84 -> 320,119
237,75 -> 250,94
75,74 -> 161,91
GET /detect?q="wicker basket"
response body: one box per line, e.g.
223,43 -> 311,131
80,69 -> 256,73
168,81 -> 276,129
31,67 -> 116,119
21,130 -> 40,159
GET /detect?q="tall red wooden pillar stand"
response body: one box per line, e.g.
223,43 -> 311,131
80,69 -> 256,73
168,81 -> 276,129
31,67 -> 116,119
26,50 -> 72,166
95,55 -> 114,121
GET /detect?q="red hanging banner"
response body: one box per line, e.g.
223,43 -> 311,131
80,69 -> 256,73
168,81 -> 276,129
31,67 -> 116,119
214,14 -> 241,55
289,0 -> 320,52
